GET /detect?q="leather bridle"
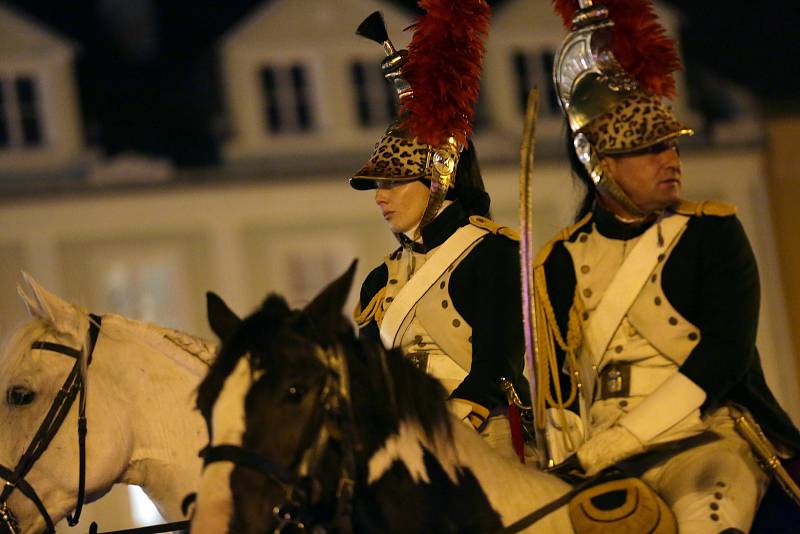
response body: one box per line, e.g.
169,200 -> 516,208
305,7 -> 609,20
203,344 -> 360,534
0,314 -> 101,534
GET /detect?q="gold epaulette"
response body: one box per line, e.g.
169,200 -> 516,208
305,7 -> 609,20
674,200 -> 737,217
352,286 -> 386,328
533,211 -> 593,268
468,215 -> 520,241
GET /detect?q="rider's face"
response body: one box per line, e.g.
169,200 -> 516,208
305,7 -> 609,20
374,180 -> 430,234
600,140 -> 683,215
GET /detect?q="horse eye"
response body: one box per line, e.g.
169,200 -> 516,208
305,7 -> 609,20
7,386 -> 36,406
286,385 -> 308,403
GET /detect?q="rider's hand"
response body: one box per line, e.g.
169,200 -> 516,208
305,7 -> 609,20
576,424 -> 644,476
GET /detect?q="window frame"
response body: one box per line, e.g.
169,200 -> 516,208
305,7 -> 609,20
0,73 -> 45,150
349,58 -> 397,129
257,61 -> 317,135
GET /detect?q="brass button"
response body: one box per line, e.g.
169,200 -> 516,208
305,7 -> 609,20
710,513 -> 719,522
668,316 -> 678,326
385,296 -> 394,303
439,280 -> 446,289
441,300 -> 449,309
582,311 -> 590,321
714,492 -> 723,500
579,234 -> 588,243
614,345 -> 623,353
650,273 -> 657,283
710,502 -> 719,511
452,319 -> 461,327
716,481 -> 726,488
654,296 -> 662,306
688,332 -> 699,341
618,400 -> 628,408
583,288 -> 593,298
389,278 -> 398,284
580,265 -> 590,274
657,253 -> 665,262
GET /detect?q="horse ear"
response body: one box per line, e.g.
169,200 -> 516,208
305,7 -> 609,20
302,260 -> 357,335
206,291 -> 242,341
17,271 -> 82,337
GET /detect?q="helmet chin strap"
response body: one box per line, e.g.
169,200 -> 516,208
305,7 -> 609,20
574,133 -> 648,221
415,138 -> 460,240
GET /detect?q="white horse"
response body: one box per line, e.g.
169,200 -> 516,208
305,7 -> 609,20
0,273 -> 215,533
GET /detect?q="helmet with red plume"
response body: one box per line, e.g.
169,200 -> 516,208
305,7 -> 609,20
349,1 -> 491,234
552,0 -> 693,217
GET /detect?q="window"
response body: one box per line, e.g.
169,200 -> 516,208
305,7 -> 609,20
512,50 -> 561,118
90,247 -> 190,330
0,75 -> 43,149
350,60 -> 397,128
259,64 -> 315,134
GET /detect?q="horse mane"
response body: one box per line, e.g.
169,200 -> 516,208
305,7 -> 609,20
156,326 -> 216,366
93,313 -> 217,374
0,319 -> 50,377
196,294 -> 294,425
344,330 -> 454,450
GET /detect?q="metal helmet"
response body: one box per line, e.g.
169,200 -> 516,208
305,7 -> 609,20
552,0 -> 693,217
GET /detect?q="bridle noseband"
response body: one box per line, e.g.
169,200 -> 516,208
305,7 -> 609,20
0,314 -> 101,534
203,345 -> 361,534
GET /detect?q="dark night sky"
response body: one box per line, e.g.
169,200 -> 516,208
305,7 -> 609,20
4,0 -> 798,167
9,0 -> 797,101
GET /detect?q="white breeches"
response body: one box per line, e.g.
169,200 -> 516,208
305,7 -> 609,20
480,415 -> 520,462
639,409 -> 769,533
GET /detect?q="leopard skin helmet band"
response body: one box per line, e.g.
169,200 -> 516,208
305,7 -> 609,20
350,127 -> 459,231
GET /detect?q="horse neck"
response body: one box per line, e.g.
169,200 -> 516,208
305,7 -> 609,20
355,401 -> 573,532
440,420 -> 573,531
91,315 -> 210,520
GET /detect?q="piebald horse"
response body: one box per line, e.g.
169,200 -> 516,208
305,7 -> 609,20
0,274 -> 214,533
191,262 -> 573,533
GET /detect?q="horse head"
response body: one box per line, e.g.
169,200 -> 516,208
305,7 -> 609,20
1,274 -> 210,533
0,274 -> 106,533
194,261 -> 361,532
193,260 -> 482,533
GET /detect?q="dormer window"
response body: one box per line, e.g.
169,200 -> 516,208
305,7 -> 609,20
512,50 -> 560,118
259,64 -> 315,134
350,60 -> 396,128
0,75 -> 43,149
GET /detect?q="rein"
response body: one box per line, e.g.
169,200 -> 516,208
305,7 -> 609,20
0,314 -> 101,534
202,344 -> 361,533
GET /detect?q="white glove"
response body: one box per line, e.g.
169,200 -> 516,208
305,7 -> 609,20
577,424 -> 644,476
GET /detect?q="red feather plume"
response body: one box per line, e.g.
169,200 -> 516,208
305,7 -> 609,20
552,0 -> 681,98
399,0 -> 491,147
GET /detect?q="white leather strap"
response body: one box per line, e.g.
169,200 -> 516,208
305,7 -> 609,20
379,224 -> 488,348
619,372 -> 706,444
585,214 -> 689,365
